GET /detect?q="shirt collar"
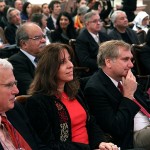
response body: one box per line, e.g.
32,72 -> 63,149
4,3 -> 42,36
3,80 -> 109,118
20,49 -> 37,67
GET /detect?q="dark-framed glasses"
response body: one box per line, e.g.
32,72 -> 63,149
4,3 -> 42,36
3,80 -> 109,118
0,80 -> 17,89
28,34 -> 46,41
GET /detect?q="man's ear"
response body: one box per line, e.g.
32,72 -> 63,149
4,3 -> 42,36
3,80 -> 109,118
105,58 -> 112,68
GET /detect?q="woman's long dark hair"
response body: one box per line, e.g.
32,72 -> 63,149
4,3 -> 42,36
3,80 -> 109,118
28,43 -> 79,99
22,2 -> 31,17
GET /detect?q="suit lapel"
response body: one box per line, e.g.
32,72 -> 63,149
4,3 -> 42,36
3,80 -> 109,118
98,69 -> 123,103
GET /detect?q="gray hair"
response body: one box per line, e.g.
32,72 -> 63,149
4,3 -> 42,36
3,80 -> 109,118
77,5 -> 89,15
15,22 -> 38,47
84,11 -> 98,23
111,10 -> 126,26
6,7 -> 20,23
97,40 -> 131,68
0,59 -> 13,70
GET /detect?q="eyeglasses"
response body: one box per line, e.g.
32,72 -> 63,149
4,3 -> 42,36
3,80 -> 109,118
89,19 -> 102,24
0,80 -> 17,89
28,34 -> 46,41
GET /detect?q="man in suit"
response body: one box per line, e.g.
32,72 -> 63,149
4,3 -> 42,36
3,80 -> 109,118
0,58 -> 49,150
9,22 -> 46,95
108,10 -> 140,45
4,8 -> 22,45
84,40 -> 150,149
47,0 -> 61,30
75,11 -> 110,76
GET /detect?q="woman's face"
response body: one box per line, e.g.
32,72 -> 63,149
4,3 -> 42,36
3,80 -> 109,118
59,15 -> 70,30
142,16 -> 149,26
41,16 -> 47,28
57,49 -> 73,86
26,4 -> 32,15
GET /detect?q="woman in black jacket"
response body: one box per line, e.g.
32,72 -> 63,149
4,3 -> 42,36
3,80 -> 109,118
25,43 -> 118,150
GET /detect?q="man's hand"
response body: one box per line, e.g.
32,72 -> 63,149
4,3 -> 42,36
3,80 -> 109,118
122,70 -> 137,99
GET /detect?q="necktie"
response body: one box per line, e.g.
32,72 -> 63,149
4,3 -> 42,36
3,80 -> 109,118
117,82 -> 150,118
1,116 -> 18,148
118,82 -> 123,93
1,116 -> 32,150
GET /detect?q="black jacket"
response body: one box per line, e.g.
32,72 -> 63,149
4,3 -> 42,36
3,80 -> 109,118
25,91 -> 106,150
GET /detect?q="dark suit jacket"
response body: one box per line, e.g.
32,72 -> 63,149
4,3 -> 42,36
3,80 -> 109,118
108,27 -> 140,45
84,69 -> 150,149
139,44 -> 150,74
4,23 -> 18,44
47,16 -> 56,31
75,29 -> 110,76
8,51 -> 35,95
0,102 -> 49,150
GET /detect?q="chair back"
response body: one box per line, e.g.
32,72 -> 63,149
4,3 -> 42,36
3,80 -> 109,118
69,39 -> 89,77
137,30 -> 146,44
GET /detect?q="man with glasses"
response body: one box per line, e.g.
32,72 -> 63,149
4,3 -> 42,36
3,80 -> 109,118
9,22 -> 46,95
0,58 -> 49,149
75,11 -> 110,77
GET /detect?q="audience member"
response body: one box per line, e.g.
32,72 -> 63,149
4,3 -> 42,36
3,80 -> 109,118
116,0 -> 137,22
74,5 -> 89,31
31,4 -> 42,15
21,2 -> 32,22
138,29 -> 150,74
25,43 -> 118,150
4,7 -> 22,44
87,0 -> 96,9
71,0 -> 87,17
100,0 -> 112,25
75,11 -> 110,76
31,13 -> 52,45
132,11 -> 149,34
84,40 -> 150,149
47,0 -> 61,30
41,3 -> 50,18
14,0 -> 23,12
51,11 -> 77,44
0,0 -> 6,29
0,58 -> 49,150
8,22 -> 46,95
108,10 -> 139,44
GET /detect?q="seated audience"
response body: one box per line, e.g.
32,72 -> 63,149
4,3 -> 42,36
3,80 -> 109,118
21,2 -> 32,22
8,22 -> 46,95
132,11 -> 149,34
4,7 -> 22,45
84,40 -> 150,150
0,58 -> 49,150
108,10 -> 140,45
51,12 -> 77,44
75,11 -> 110,76
25,43 -> 118,150
31,13 -> 52,45
47,0 -> 61,30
